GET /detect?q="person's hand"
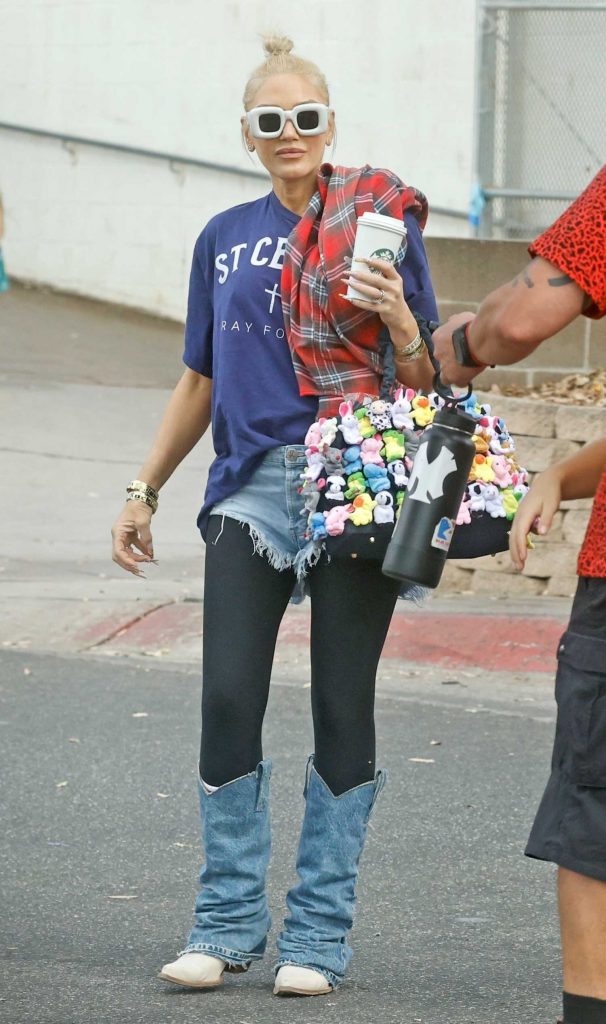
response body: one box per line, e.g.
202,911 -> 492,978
431,313 -> 481,387
341,257 -> 416,334
509,469 -> 562,571
111,501 -> 155,577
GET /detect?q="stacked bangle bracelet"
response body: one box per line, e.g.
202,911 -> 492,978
126,480 -> 159,514
394,329 -> 426,363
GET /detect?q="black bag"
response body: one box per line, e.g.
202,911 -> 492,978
299,319 -> 528,561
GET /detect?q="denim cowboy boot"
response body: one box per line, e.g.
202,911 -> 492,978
275,756 -> 386,993
160,759 -> 272,988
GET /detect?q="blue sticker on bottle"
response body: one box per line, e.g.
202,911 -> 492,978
431,516 -> 455,552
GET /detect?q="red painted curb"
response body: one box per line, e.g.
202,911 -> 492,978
79,602 -> 565,674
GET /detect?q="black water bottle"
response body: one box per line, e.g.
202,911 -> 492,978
382,392 -> 477,589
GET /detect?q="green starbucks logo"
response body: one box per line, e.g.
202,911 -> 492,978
370,247 -> 395,262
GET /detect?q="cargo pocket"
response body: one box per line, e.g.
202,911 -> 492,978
555,630 -> 606,788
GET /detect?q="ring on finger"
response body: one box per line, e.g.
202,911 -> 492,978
368,288 -> 385,305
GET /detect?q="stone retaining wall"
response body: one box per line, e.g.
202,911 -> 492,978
424,237 -> 606,391
441,393 -> 606,597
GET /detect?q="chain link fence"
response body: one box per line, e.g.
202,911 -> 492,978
475,1 -> 605,238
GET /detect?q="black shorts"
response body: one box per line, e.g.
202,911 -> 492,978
526,577 -> 606,880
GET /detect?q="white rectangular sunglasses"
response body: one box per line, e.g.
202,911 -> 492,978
246,102 -> 331,139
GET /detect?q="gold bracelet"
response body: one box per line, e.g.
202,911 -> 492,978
126,491 -> 158,514
393,330 -> 422,358
127,479 -> 159,501
395,338 -> 426,363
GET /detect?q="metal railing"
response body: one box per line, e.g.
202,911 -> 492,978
0,119 -> 468,221
474,1 -> 606,237
0,119 -> 267,181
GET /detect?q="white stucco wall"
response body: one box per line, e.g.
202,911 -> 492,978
0,0 -> 477,319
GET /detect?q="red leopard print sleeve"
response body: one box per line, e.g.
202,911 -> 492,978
530,167 -> 606,576
577,469 -> 606,579
529,165 -> 606,319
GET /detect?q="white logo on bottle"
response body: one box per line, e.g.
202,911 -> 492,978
407,445 -> 457,504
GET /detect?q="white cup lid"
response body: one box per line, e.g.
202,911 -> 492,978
358,211 -> 407,236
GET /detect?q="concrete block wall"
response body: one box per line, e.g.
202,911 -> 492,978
0,0 -> 475,317
441,394 -> 606,597
425,238 -> 606,387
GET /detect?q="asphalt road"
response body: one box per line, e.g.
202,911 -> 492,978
1,649 -> 561,1024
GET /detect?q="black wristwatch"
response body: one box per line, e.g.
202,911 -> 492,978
451,321 -> 493,368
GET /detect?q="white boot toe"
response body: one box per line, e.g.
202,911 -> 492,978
159,952 -> 227,988
273,964 -> 332,996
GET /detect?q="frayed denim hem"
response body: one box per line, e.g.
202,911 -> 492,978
274,958 -> 338,989
211,513 -> 321,583
180,941 -> 261,967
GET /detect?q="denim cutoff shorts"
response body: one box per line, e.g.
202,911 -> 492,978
210,446 -> 320,596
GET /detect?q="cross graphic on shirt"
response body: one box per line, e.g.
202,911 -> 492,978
265,283 -> 281,314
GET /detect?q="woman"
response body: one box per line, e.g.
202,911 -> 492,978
111,35 -> 438,996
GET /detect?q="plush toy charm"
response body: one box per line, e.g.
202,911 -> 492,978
305,421 -> 322,447
501,486 -> 519,520
469,453 -> 495,483
483,482 -> 506,518
309,511 -> 328,539
381,430 -> 406,462
303,448 -> 324,481
300,476 -> 326,514
456,495 -> 472,526
373,491 -> 395,524
324,504 -> 354,536
387,460 -> 408,487
325,474 -> 347,501
322,447 -> 344,475
360,437 -> 384,466
354,407 -> 375,439
344,472 -> 367,499
368,399 -> 393,432
318,416 -> 338,447
363,463 -> 390,493
491,454 -> 513,488
339,401 -> 364,445
402,428 -> 420,458
391,387 -> 416,430
472,432 -> 490,455
343,445 -> 363,476
411,395 -> 435,427
467,481 -> 487,513
349,493 -> 376,525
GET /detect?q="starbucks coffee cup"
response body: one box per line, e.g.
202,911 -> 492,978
346,211 -> 407,300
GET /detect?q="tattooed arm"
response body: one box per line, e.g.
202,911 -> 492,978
432,257 -> 590,386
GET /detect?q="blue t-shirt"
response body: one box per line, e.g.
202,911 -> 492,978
183,190 -> 438,537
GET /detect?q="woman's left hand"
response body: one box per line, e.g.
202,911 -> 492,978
341,257 -> 414,333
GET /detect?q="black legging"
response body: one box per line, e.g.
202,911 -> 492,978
200,515 -> 400,795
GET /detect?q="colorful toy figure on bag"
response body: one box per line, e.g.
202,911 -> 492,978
300,388 -> 529,548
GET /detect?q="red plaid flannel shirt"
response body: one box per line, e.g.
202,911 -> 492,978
280,163 -> 428,417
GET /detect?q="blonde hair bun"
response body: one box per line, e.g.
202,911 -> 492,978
262,34 -> 294,58
243,34 -> 330,109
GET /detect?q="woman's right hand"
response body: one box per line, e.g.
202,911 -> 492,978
111,501 -> 155,577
